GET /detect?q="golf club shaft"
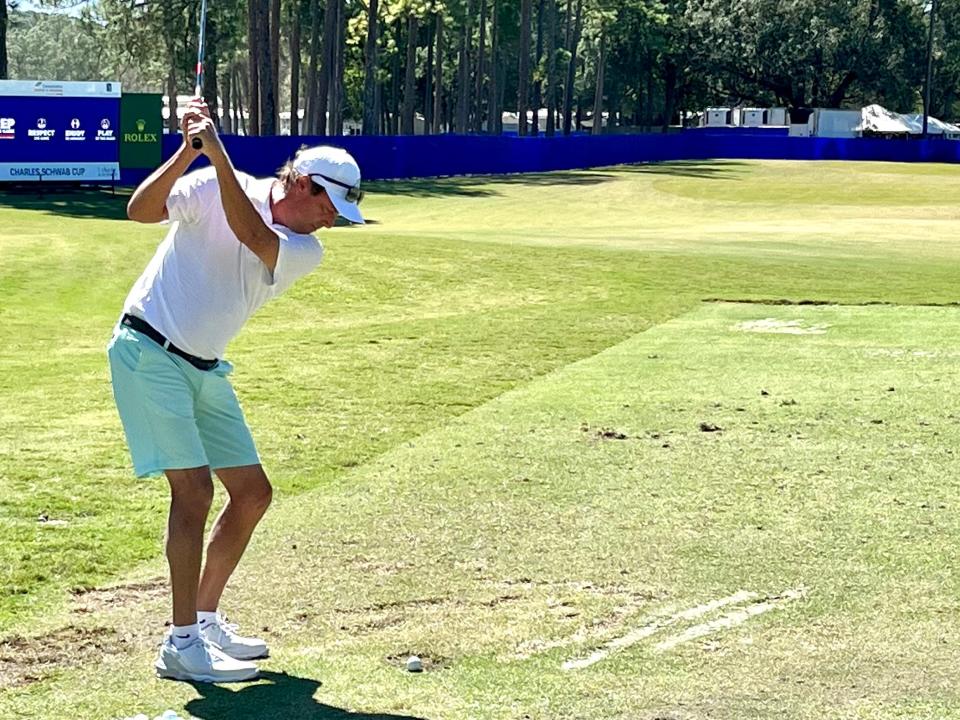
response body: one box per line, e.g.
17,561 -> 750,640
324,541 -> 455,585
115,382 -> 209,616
191,0 -> 208,150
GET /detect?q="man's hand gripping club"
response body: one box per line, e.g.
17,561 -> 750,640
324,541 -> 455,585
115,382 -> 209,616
186,101 -> 280,273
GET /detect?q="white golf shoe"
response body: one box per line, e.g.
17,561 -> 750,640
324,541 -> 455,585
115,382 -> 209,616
155,636 -> 259,683
200,613 -> 269,661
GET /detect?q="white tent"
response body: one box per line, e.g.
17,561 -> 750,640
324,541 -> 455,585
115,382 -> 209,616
899,113 -> 960,139
856,104 -> 914,136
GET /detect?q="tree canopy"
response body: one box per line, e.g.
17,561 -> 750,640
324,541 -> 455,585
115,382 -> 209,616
2,0 -> 956,135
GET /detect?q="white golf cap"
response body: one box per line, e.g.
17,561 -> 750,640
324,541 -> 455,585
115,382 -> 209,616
292,145 -> 365,224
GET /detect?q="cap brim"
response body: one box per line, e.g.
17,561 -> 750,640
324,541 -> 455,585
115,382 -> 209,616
328,191 -> 365,225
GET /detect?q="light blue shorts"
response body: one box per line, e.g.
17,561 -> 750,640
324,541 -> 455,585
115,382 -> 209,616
107,326 -> 260,478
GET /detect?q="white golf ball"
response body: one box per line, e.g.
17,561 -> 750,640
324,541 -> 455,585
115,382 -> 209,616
406,655 -> 423,672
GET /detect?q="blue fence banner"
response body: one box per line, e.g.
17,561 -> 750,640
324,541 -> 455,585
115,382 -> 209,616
123,129 -> 960,187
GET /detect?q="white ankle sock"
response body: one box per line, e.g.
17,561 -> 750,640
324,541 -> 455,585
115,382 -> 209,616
170,623 -> 199,649
198,610 -> 219,628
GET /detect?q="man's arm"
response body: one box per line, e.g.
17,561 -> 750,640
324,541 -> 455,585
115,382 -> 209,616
126,102 -> 205,223
187,111 -> 280,272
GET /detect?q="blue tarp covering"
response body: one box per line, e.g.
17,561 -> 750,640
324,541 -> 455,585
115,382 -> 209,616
122,131 -> 960,185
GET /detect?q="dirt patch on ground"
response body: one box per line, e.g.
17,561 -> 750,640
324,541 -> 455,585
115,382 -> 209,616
346,596 -> 449,613
580,423 -> 630,440
330,593 -> 525,634
0,626 -> 129,689
338,612 -> 407,633
0,579 -> 166,687
70,578 -> 167,614
495,578 -> 660,600
507,582 -> 666,660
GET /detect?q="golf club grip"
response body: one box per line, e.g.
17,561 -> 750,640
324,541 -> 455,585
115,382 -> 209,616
191,81 -> 203,149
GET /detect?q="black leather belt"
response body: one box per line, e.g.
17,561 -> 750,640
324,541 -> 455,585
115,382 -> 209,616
121,314 -> 219,371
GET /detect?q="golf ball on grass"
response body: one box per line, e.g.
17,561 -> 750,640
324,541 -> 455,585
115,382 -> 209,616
406,655 -> 423,672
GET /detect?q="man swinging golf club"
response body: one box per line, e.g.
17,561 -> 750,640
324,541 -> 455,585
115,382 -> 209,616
107,98 -> 364,682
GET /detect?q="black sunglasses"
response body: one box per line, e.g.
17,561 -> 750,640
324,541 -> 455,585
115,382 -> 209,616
308,173 -> 364,204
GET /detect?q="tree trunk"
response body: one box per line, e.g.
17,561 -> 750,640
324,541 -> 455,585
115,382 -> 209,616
257,0 -> 276,135
289,0 -> 302,135
0,0 -> 7,80
401,13 -> 419,135
560,0 -> 572,133
489,0 -> 499,134
827,71 -> 858,108
433,12 -> 444,134
234,63 -> 247,135
222,63 -> 233,133
206,17 -> 220,129
318,0 -> 339,135
332,0 -> 347,135
389,17 -> 401,134
248,0 -> 261,135
475,0 -> 487,131
424,19 -> 434,134
562,0 -> 581,135
362,0 -> 380,135
532,0 -> 544,135
498,56 -> 506,133
661,60 -> 676,133
166,62 -> 178,133
271,0 -> 281,131
592,28 -> 605,135
644,55 -> 653,132
305,0 -> 320,133
544,0 -> 557,136
518,0 -> 531,136
456,0 -> 473,133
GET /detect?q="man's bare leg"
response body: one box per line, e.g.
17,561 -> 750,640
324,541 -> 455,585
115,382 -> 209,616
165,466 -> 215,627
197,463 -> 273,612
155,466 -> 259,681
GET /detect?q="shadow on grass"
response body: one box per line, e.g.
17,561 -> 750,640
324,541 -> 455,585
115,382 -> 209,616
0,161 -> 744,219
368,171 -> 618,197
0,185 -> 130,220
365,161 -> 749,197
185,671 -> 430,720
0,187 -> 384,227
619,160 -> 752,179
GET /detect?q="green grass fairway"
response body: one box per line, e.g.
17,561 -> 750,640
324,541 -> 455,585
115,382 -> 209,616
3,160 -> 960,718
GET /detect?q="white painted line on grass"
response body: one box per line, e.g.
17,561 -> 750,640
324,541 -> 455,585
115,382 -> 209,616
561,590 -> 758,671
654,588 -> 805,652
734,319 -> 829,335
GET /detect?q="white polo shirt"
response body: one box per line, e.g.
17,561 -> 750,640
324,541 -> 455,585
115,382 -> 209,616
122,167 -> 324,360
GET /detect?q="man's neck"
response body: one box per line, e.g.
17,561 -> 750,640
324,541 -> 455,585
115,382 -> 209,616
269,180 -> 286,225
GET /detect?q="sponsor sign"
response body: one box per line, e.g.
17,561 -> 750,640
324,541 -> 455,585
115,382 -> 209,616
119,93 -> 162,168
0,163 -> 119,181
0,80 -> 121,182
0,80 -> 120,98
